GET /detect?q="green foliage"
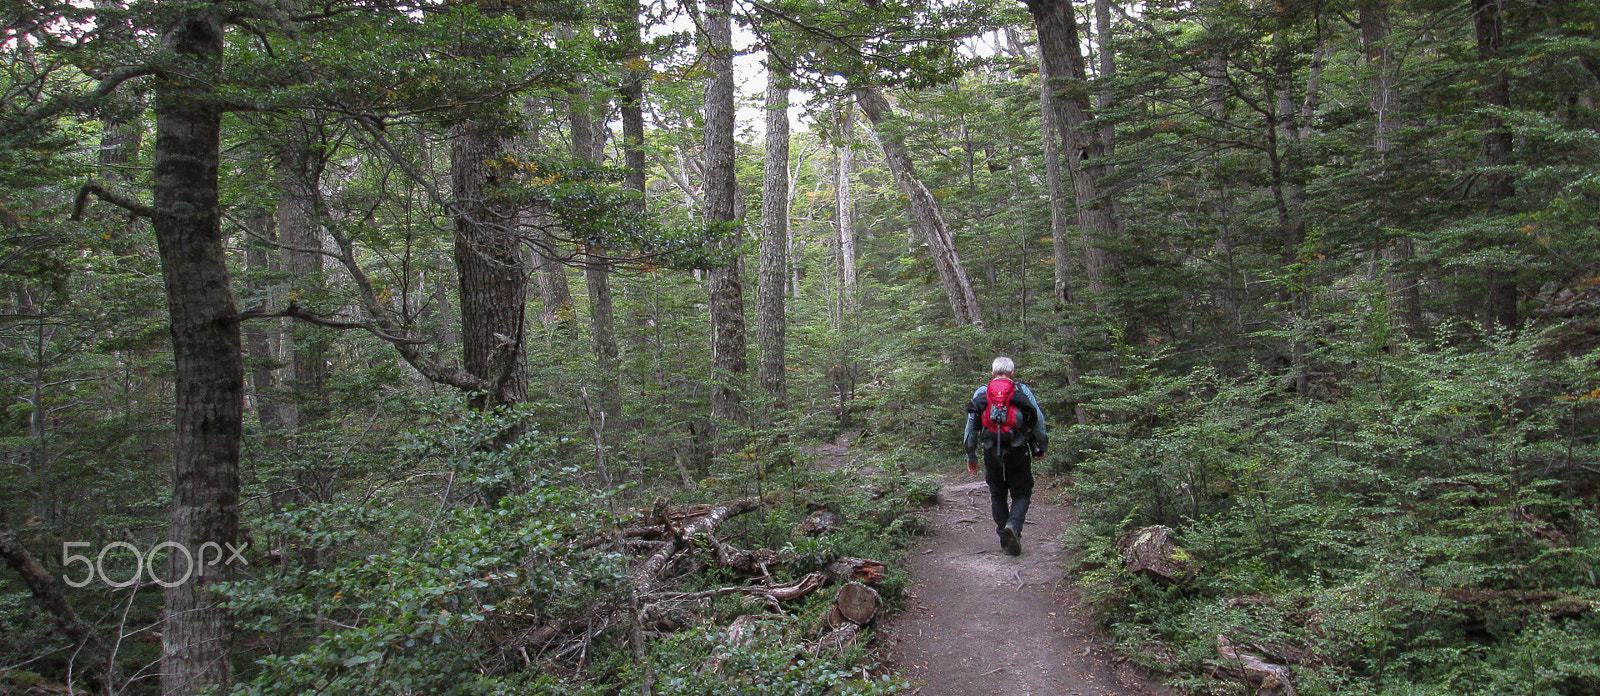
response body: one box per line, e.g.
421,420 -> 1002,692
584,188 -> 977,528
648,624 -> 905,696
1066,316 -> 1600,694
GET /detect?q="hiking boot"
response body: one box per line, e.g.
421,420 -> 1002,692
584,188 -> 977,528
1001,524 -> 1021,556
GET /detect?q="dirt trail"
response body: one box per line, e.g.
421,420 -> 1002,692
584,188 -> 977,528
880,477 -> 1162,696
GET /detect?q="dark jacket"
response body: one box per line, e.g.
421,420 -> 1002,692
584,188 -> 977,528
963,378 -> 1047,460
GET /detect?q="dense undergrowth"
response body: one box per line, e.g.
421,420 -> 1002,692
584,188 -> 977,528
208,398 -> 939,696
1058,314 -> 1600,695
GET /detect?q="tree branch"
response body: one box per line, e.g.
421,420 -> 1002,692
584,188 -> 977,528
239,302 -> 430,345
1,65 -> 157,140
0,519 -> 111,689
71,181 -> 153,221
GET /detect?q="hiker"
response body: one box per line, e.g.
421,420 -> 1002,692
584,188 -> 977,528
963,357 -> 1047,556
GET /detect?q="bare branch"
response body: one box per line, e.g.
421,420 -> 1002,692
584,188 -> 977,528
71,181 -> 153,221
239,302 -> 430,345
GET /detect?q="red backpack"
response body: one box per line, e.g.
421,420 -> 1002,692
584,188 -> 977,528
980,377 -> 1020,437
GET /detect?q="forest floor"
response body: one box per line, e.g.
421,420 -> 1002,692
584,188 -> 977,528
875,475 -> 1167,696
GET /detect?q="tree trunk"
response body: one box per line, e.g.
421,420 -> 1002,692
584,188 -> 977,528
836,102 -> 857,310
152,13 -> 240,696
535,241 -> 574,332
452,118 -> 529,408
619,0 -> 648,205
1362,0 -> 1424,338
1043,79 -> 1075,322
1026,0 -> 1117,303
1041,79 -> 1088,425
704,0 -> 747,434
856,87 -> 982,326
276,121 -> 329,430
93,0 -> 141,184
1269,31 -> 1322,396
619,0 -> 649,442
571,81 -> 621,416
1094,0 -> 1116,162
243,208 -> 285,435
1474,0 -> 1518,331
757,59 -> 790,411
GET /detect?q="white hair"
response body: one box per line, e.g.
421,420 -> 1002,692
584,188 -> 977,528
991,356 -> 1015,375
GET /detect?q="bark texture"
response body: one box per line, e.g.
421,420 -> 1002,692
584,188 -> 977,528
856,87 -> 982,326
1026,0 -> 1118,301
835,103 -> 857,309
452,118 -> 528,407
703,0 -> 747,430
535,243 -> 575,331
152,13 -> 240,696
276,120 -> 330,429
757,61 -> 790,410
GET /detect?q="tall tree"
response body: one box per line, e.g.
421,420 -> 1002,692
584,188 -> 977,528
1044,71 -> 1075,325
758,59 -> 790,410
276,119 -> 331,429
149,10 -> 240,696
703,0 -> 748,433
857,87 -> 982,326
1474,0 -> 1519,330
92,0 -> 142,183
242,208 -> 286,435
835,102 -> 857,310
1362,0 -> 1424,337
571,80 -> 621,416
451,114 -> 529,408
1024,0 -> 1118,302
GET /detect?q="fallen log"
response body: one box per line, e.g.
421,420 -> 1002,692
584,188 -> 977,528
644,572 -> 829,606
814,623 -> 860,654
705,614 -> 790,673
707,533 -> 793,578
813,581 -> 881,654
1213,635 -> 1297,696
823,557 -> 888,585
631,494 -> 781,594
0,523 -> 112,692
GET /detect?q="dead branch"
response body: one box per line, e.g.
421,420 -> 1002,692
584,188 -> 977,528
240,303 -> 429,345
71,181 -> 153,221
644,572 -> 828,606
0,521 -> 112,693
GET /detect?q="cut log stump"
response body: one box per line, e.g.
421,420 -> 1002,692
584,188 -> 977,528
1118,525 -> 1197,584
835,582 -> 880,625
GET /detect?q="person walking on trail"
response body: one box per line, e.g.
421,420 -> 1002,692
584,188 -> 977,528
964,357 -> 1047,556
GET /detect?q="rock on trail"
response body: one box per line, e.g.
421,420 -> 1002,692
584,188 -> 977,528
880,479 -> 1163,696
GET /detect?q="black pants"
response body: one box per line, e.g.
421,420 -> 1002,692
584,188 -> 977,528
983,444 -> 1033,537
